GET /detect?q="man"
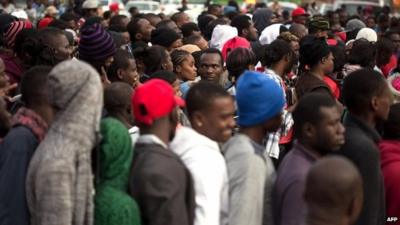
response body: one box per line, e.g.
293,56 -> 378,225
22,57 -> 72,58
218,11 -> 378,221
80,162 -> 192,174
207,4 -> 223,17
60,12 -> 79,30
109,14 -> 130,28
291,7 -> 309,25
289,23 -> 308,40
385,30 -> 400,57
81,0 -> 99,18
170,81 -> 235,225
184,34 -> 209,50
156,20 -> 182,37
308,18 -> 330,39
339,68 -> 392,225
171,12 -> 191,28
272,93 -> 345,225
0,66 -> 53,225
129,79 -> 195,225
127,17 -> 154,50
107,49 -> 140,89
36,27 -> 73,66
231,15 -> 258,42
223,71 -> 285,225
104,82 -> 139,144
198,48 -> 225,85
304,156 -> 363,225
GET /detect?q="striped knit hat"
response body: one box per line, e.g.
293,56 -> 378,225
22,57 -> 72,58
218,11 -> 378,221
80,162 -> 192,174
78,23 -> 116,62
4,21 -> 33,49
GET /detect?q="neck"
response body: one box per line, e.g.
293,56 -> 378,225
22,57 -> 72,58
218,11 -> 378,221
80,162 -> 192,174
310,68 -> 325,80
306,211 -> 348,225
140,125 -> 170,147
109,111 -> 132,128
349,111 -> 376,128
239,126 -> 265,145
297,139 -> 322,158
270,63 -> 285,77
28,105 -> 52,126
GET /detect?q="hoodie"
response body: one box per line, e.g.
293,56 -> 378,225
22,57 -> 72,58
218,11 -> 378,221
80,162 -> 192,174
95,118 -> 141,225
170,126 -> 229,225
209,25 -> 238,50
379,139 -> 400,220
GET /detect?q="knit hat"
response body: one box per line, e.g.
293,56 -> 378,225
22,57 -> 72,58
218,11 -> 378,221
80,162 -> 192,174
4,21 -> 33,48
388,73 -> 400,103
356,28 -> 377,42
345,19 -> 366,32
236,70 -> 285,126
151,28 -> 181,48
210,24 -> 238,50
82,0 -> 99,9
79,23 -> 116,61
309,18 -> 330,31
221,36 -> 250,61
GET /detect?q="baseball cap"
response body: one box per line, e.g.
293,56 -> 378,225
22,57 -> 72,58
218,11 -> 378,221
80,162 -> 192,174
291,7 -> 309,17
132,79 -> 185,125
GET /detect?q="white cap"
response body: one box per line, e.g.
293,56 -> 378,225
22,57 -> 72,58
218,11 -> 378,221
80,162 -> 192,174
82,0 -> 99,9
11,9 -> 28,20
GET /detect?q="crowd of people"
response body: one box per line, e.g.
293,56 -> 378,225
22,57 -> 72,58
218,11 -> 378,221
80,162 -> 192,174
0,0 -> 400,225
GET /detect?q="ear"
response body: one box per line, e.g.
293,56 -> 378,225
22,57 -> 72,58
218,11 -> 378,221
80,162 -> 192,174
190,111 -> 206,129
242,28 -> 249,37
135,33 -> 142,40
303,122 -> 316,139
117,68 -> 124,80
176,64 -> 182,74
371,95 -> 380,112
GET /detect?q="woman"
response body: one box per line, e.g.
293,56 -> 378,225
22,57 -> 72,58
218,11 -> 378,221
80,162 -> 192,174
135,45 -> 173,82
26,60 -> 103,225
171,49 -> 197,98
95,118 -> 141,225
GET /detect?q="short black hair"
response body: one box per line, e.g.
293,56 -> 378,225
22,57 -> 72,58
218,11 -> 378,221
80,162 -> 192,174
156,19 -> 176,29
14,28 -> 38,67
293,92 -> 337,139
201,48 -> 223,66
48,19 -> 69,30
147,70 -> 177,84
383,103 -> 400,139
376,37 -> 394,66
186,80 -> 230,117
171,12 -> 185,24
343,68 -> 387,114
108,24 -> 128,33
230,15 -> 251,36
109,15 -> 128,27
135,45 -> 169,75
181,22 -> 200,38
204,18 -> 229,41
299,35 -> 331,69
20,66 -> 52,106
183,34 -> 202,45
329,45 -> 346,74
127,17 -> 144,41
348,38 -> 376,68
263,39 -> 292,67
60,12 -> 79,22
35,27 -> 68,66
104,81 -> 132,115
226,47 -> 256,82
108,49 -> 134,82
197,14 -> 215,35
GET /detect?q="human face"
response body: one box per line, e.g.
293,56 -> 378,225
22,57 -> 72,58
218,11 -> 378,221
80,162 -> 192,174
374,84 -> 394,121
177,13 -> 190,28
138,18 -> 154,42
314,106 -> 345,153
147,16 -> 162,27
169,38 -> 183,51
322,52 -> 334,75
172,79 -> 182,97
196,96 -> 236,142
162,51 -> 174,72
245,21 -> 259,41
195,37 -> 209,50
199,53 -> 224,84
177,54 -> 197,81
291,41 -> 300,57
294,15 -> 307,25
121,31 -> 130,44
167,21 -> 182,37
120,59 -> 140,89
53,34 -> 72,62
389,33 -> 400,53
367,18 -> 376,29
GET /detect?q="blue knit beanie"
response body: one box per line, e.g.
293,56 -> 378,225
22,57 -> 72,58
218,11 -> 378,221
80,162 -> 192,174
236,70 -> 285,127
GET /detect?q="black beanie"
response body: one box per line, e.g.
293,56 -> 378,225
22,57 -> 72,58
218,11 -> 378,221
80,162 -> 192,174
151,28 -> 181,48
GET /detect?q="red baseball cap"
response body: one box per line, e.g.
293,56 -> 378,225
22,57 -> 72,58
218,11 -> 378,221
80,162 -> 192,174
109,2 -> 119,13
291,7 -> 309,17
132,79 -> 185,125
38,17 -> 54,29
222,36 -> 250,61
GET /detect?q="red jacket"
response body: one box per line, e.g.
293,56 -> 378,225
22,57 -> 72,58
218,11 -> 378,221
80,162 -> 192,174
379,139 -> 400,222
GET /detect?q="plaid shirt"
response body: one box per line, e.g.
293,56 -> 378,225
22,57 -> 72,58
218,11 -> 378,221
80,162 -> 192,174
263,69 -> 294,159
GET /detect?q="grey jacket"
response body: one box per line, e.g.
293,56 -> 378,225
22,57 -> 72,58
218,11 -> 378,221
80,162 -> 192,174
26,60 -> 103,225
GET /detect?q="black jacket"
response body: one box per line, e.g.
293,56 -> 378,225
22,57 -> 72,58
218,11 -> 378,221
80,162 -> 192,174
0,126 -> 39,225
338,113 -> 386,225
129,142 -> 195,225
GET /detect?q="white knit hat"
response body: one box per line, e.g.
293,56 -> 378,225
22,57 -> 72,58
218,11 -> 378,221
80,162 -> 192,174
356,28 -> 377,42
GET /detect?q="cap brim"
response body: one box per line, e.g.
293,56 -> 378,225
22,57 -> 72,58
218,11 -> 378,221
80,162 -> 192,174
174,96 -> 185,107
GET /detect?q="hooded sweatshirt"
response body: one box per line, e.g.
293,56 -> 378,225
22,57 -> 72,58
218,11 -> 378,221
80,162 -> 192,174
95,118 -> 141,225
259,24 -> 284,45
252,8 -> 273,35
26,59 -> 103,225
379,139 -> 400,219
209,25 -> 238,50
170,126 -> 229,225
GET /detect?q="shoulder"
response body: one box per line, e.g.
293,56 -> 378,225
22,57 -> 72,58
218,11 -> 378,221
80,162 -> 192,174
0,126 -> 38,154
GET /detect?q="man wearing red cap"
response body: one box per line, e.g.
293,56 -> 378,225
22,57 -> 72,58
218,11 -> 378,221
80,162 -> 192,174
129,79 -> 195,225
291,7 -> 309,25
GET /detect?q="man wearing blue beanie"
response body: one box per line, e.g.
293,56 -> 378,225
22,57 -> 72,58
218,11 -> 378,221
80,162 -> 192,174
222,70 -> 285,225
